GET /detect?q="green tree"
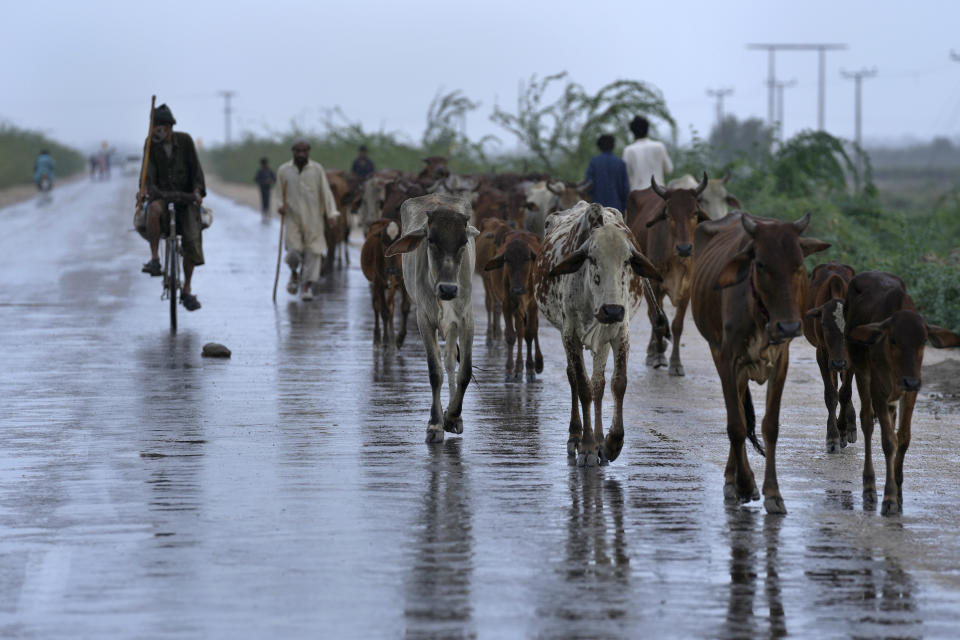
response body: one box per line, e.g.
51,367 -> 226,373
708,115 -> 775,166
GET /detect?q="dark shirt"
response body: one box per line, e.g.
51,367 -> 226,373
144,131 -> 206,198
585,151 -> 631,212
351,156 -> 375,179
255,167 -> 276,188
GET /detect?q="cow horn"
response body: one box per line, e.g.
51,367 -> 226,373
577,180 -> 593,194
694,172 -> 708,196
546,181 -> 563,195
650,176 -> 668,199
741,213 -> 758,236
793,211 -> 811,233
721,170 -> 732,184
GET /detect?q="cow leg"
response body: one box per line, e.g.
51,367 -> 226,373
839,368 -> 857,443
383,285 -> 397,347
876,395 -> 900,516
716,349 -> 758,503
484,285 -> 495,346
892,392 -> 915,513
397,287 -> 411,349
563,333 -> 591,462
603,333 -> 629,464
760,352 -> 789,515
370,284 -> 382,345
419,316 -> 445,443
590,343 -> 610,465
494,300 -> 503,340
523,309 -> 538,383
504,306 -> 518,382
531,305 -> 544,376
443,321 -> 474,435
856,370 -> 877,508
667,293 -> 689,376
817,347 -> 842,453
645,287 -> 667,368
513,310 -> 525,382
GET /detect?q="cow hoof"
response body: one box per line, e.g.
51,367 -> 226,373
602,436 -> 623,463
723,483 -> 738,502
397,335 -> 406,349
645,353 -> 658,367
826,439 -> 840,454
668,364 -> 685,377
567,440 -> 579,457
845,428 -> 858,444
426,426 -> 445,444
654,354 -> 668,369
764,496 -> 787,515
863,490 -> 877,510
443,415 -> 463,434
880,499 -> 901,516
526,371 -> 536,383
577,452 -> 599,467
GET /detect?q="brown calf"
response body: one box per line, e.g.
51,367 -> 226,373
324,170 -> 351,272
628,174 -> 709,376
473,186 -> 527,229
485,230 -> 544,382
802,262 -> 857,453
691,211 -> 830,513
476,218 -> 512,345
845,271 -> 960,514
360,218 -> 410,348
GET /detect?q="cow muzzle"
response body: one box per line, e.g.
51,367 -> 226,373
676,243 -> 692,258
829,359 -> 847,371
901,377 -> 922,392
386,266 -> 402,276
595,304 -> 625,324
510,285 -> 525,295
768,321 -> 802,344
437,283 -> 458,300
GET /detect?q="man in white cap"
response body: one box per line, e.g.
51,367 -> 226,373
276,139 -> 340,301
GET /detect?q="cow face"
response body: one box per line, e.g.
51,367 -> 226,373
718,213 -> 830,344
551,222 -> 661,324
420,156 -> 449,180
848,310 -> 960,391
486,236 -> 538,296
386,208 -> 479,301
380,220 -> 403,286
646,190 -> 708,258
807,297 -> 849,370
699,178 -> 738,220
546,180 -> 592,213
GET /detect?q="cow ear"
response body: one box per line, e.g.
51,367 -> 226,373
630,249 -> 662,281
715,246 -> 754,289
799,237 -> 831,257
646,206 -> 669,228
549,250 -> 588,276
926,324 -> 960,348
467,225 -> 480,238
484,253 -> 505,271
848,322 -> 886,345
385,228 -> 426,256
725,195 -> 741,209
806,306 -> 823,320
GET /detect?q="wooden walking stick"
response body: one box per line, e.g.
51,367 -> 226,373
272,181 -> 287,303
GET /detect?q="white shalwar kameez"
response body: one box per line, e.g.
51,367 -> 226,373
277,159 -> 340,284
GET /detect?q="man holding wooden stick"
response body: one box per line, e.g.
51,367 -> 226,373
276,139 -> 339,302
139,103 -> 206,312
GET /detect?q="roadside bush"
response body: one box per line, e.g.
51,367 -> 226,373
0,123 -> 85,189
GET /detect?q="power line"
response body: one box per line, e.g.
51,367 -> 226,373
218,90 -> 235,145
706,88 -> 734,127
747,43 -> 847,131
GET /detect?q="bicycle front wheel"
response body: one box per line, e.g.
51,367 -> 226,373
168,235 -> 178,333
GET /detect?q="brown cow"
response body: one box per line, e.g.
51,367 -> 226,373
476,218 -> 512,345
417,156 -> 449,187
360,218 -> 410,348
844,271 -> 960,514
802,262 -> 857,453
324,170 -> 351,273
485,230 -> 544,382
473,186 -> 527,229
691,211 -> 830,513
628,174 -> 709,376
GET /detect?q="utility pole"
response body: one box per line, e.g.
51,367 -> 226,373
951,50 -> 960,62
748,43 -> 847,130
841,68 -> 877,175
706,88 -> 734,127
218,90 -> 235,145
775,79 -> 797,142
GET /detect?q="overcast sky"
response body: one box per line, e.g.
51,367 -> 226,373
3,0 -> 959,155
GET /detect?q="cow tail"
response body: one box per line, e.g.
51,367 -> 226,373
743,387 -> 766,457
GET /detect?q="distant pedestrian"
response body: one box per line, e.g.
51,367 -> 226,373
254,157 -> 276,216
622,115 -> 673,191
351,145 -> 375,181
34,149 -> 55,190
584,134 -> 631,212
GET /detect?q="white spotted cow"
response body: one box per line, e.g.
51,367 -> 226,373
534,202 -> 662,466
386,193 -> 479,443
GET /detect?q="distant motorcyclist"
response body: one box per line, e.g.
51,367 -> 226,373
34,150 -> 55,191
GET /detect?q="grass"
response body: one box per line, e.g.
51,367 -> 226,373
0,123 -> 85,189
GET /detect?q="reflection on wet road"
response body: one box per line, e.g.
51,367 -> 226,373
0,179 -> 958,637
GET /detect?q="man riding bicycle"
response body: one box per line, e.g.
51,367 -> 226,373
34,149 -> 55,190
139,103 -> 205,311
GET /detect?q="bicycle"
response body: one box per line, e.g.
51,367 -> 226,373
161,201 -> 181,332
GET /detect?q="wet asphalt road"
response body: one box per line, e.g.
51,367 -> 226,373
1,178 -> 960,639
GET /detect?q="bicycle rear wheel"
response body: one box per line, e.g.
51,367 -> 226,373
167,235 -> 178,332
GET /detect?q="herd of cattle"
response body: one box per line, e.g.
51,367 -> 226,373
319,156 -> 959,517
